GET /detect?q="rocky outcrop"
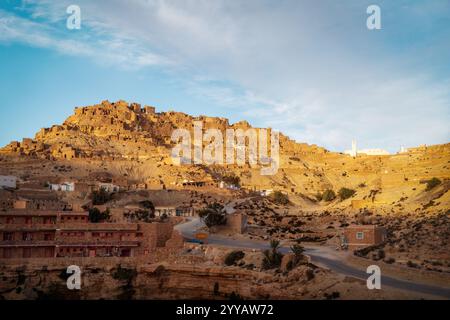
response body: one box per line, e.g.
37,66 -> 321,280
0,257 -> 325,300
0,100 -> 448,212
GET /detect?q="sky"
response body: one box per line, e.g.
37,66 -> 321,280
0,0 -> 449,153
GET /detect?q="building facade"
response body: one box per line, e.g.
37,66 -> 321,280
0,205 -> 182,259
49,182 -> 75,192
342,225 -> 387,250
154,206 -> 195,217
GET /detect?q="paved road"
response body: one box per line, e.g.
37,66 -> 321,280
175,217 -> 450,299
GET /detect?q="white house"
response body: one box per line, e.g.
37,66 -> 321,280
154,206 -> 195,217
98,182 -> 120,193
344,140 -> 389,157
0,176 -> 17,189
218,181 -> 240,190
260,189 -> 274,197
50,182 -> 75,192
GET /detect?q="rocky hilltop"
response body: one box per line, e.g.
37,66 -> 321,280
0,100 -> 449,214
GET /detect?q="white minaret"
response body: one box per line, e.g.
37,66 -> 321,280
351,140 -> 357,157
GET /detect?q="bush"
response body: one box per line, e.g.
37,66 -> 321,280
224,251 -> 245,266
338,187 -> 356,200
271,191 -> 289,205
262,239 -> 283,270
139,200 -> 155,211
112,265 -> 137,282
321,189 -> 336,202
425,178 -> 441,191
88,208 -> 111,223
91,189 -> 112,205
407,260 -> 419,268
315,192 -> 323,202
290,244 -> 306,266
222,174 -> 240,186
198,203 -> 227,228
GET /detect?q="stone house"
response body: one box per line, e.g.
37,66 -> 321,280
154,206 -> 195,217
98,182 -> 120,193
0,207 -> 182,259
342,224 -> 387,250
49,182 -> 75,192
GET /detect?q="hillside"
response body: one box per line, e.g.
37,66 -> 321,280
0,100 -> 449,214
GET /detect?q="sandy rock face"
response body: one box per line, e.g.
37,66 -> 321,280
1,100 -> 449,211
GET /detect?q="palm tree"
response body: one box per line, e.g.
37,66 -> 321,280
262,239 -> 283,270
270,239 -> 280,252
290,244 -> 305,266
290,244 -> 304,256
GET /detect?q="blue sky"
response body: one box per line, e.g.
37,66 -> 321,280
0,0 -> 449,153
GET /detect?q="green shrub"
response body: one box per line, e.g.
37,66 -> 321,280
91,189 -> 112,205
425,178 -> 441,191
290,244 -> 306,267
112,266 -> 137,282
262,239 -> 283,270
322,189 -> 336,202
222,174 -> 240,186
224,250 -> 245,266
315,192 -> 323,202
139,200 -> 155,211
88,208 -> 111,223
338,187 -> 356,200
198,203 -> 227,228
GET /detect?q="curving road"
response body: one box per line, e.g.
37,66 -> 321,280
175,217 -> 450,299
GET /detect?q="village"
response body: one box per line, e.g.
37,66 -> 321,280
0,101 -> 448,300
0,171 -> 392,260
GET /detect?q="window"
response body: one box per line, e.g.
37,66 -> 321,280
3,248 -> 12,259
3,232 -> 14,241
22,232 -> 32,241
356,232 -> 364,240
44,233 -> 54,241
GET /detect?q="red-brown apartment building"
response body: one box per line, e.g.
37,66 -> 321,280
0,199 -> 181,259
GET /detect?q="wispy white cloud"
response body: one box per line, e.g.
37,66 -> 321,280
0,5 -> 171,69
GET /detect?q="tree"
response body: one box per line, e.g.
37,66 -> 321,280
139,200 -> 155,212
198,202 -> 227,228
91,189 -> 112,205
224,251 -> 245,266
88,208 -> 111,223
290,244 -> 305,266
262,239 -> 283,270
338,187 -> 356,200
270,191 -> 289,205
321,189 -> 336,202
425,178 -> 441,191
